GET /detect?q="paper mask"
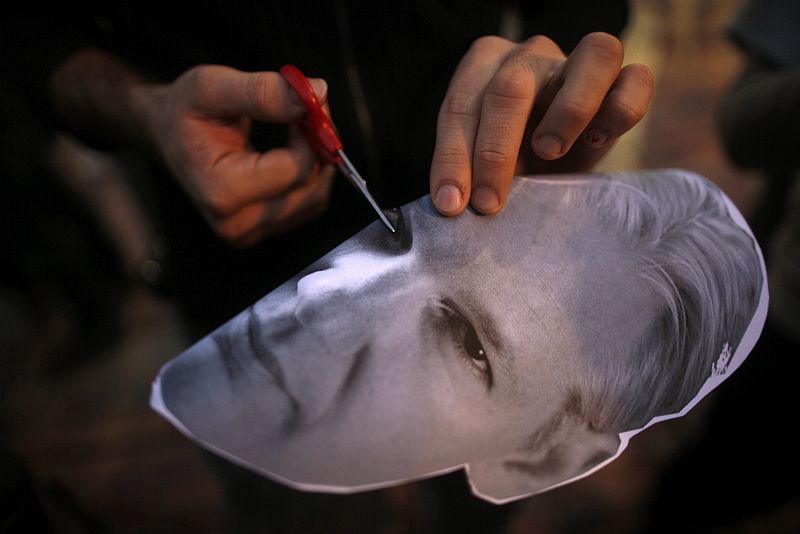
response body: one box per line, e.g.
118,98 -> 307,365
151,169 -> 767,503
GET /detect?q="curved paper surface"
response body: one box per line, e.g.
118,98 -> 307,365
151,169 -> 767,503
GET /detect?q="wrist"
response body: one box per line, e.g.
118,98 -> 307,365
126,81 -> 169,157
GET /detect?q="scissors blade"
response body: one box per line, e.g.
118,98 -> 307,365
336,150 -> 396,233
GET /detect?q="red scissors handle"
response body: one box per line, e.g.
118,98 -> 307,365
280,64 -> 343,165
279,64 -> 396,233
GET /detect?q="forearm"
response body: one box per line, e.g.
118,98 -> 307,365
48,47 -> 155,152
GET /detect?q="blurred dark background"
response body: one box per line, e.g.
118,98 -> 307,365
2,1 -> 796,532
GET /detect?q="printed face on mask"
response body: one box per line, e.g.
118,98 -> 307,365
153,171 -> 765,503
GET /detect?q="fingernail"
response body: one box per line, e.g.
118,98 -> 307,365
537,134 -> 563,156
286,88 -> 303,109
309,78 -> 328,99
435,184 -> 462,213
584,129 -> 609,148
471,186 -> 500,213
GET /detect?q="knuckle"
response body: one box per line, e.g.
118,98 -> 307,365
443,91 -> 479,118
522,34 -> 562,56
190,64 -> 226,88
216,219 -> 251,244
185,64 -> 210,84
213,205 -> 266,245
611,99 -> 647,129
470,35 -> 509,54
487,69 -> 532,104
205,197 -> 233,219
201,163 -> 243,216
189,135 -> 215,156
560,98 -> 597,122
476,145 -> 512,171
185,65 -> 216,99
526,34 -> 556,48
434,144 -> 471,168
245,73 -> 275,112
578,32 -> 624,64
203,183 -> 239,218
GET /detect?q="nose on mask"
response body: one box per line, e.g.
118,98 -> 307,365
294,269 -> 352,331
295,252 -> 409,321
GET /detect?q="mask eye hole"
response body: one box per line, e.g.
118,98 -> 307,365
378,208 -> 412,255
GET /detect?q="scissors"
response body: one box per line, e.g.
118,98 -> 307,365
279,64 -> 395,233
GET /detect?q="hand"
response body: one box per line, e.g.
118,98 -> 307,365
134,65 -> 335,246
430,32 -> 654,216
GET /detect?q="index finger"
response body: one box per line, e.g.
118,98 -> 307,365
469,38 -> 563,214
430,36 -> 514,216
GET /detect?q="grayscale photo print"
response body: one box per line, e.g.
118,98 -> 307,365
151,168 -> 767,503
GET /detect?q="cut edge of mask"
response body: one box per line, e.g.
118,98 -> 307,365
149,376 -> 466,494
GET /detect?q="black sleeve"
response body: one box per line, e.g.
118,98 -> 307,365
717,60 -> 800,175
0,6 -> 106,126
717,0 -> 800,176
517,0 -> 629,52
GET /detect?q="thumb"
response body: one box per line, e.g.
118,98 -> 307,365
306,78 -> 329,105
188,65 -> 328,123
284,77 -> 329,110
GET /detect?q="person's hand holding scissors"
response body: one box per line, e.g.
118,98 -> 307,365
133,64 -> 335,246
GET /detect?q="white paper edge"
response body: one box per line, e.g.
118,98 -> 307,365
150,375 -> 464,493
